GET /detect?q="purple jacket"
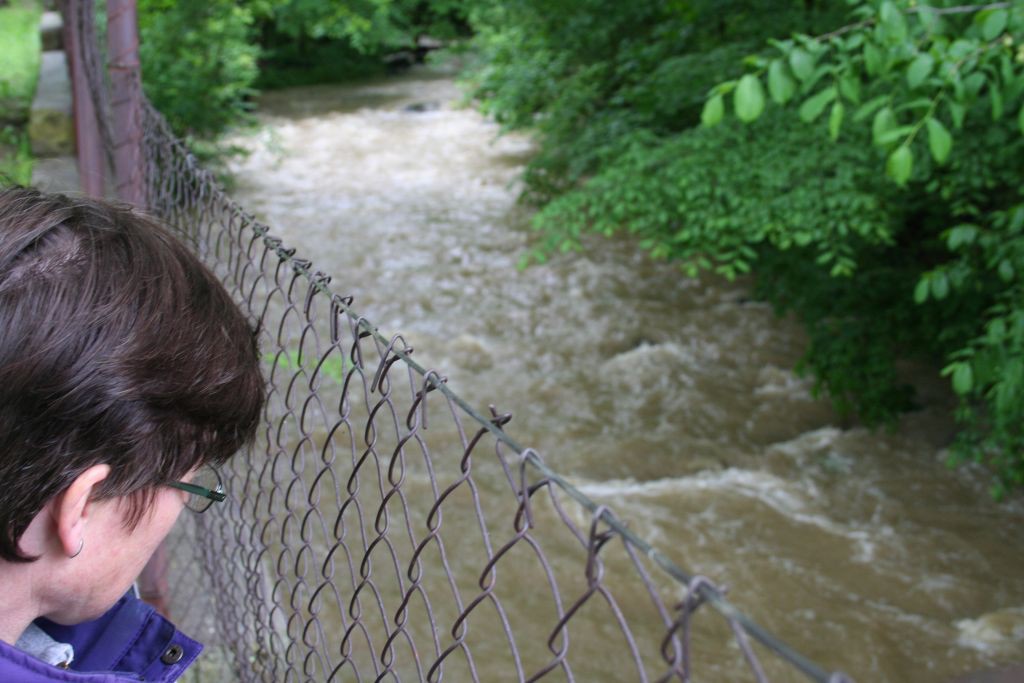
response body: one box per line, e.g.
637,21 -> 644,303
0,593 -> 201,682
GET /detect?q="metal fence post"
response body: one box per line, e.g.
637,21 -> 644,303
106,0 -> 169,615
106,0 -> 144,206
64,0 -> 105,197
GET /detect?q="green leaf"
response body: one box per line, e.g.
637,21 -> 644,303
980,9 -> 1008,41
948,101 -> 967,128
801,64 -> 834,93
918,6 -> 940,34
952,363 -> 974,395
1000,53 -> 1015,83
828,101 -> 845,140
931,272 -> 949,300
864,42 -> 884,76
886,145 -> 913,186
1010,206 -> 1024,230
879,1 -> 908,42
875,125 -> 914,146
926,117 -> 952,164
991,85 -> 1003,120
1019,104 -> 1024,135
913,277 -> 930,303
789,48 -> 815,81
767,60 -> 796,104
854,95 -> 888,122
947,224 -> 978,249
734,74 -> 766,122
963,72 -> 986,98
895,98 -> 935,113
799,86 -> 837,123
714,79 -> 738,95
701,94 -> 724,127
872,106 -> 897,145
988,317 -> 1007,341
949,39 -> 975,61
907,53 -> 934,89
998,259 -> 1015,282
838,74 -> 861,104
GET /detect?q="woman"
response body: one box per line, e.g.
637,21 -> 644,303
0,187 -> 265,681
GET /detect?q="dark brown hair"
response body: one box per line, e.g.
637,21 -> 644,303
0,187 -> 265,562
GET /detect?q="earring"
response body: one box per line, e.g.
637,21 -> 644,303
70,539 -> 84,559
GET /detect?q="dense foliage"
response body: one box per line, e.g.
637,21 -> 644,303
0,2 -> 42,124
136,0 -> 259,138
136,0 -> 467,136
459,0 -> 1024,495
0,2 -> 40,185
709,1 -> 1024,496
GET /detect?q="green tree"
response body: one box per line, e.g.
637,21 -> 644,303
704,0 -> 1024,495
137,0 -> 467,133
138,0 -> 260,138
462,0 -> 1024,494
250,0 -> 469,88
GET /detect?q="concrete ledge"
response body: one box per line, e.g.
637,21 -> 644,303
30,156 -> 79,194
28,50 -> 74,157
40,11 -> 63,51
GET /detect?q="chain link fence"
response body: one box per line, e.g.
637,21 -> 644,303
65,2 -> 854,681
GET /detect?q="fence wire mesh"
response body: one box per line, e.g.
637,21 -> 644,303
65,2 -> 854,681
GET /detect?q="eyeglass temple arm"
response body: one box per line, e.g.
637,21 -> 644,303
168,481 -> 227,502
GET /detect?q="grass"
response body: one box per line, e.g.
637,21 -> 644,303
0,125 -> 33,186
0,0 -> 42,185
0,2 -> 43,122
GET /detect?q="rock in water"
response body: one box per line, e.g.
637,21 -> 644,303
401,101 -> 441,113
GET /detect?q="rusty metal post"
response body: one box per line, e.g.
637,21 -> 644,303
106,0 -> 145,206
107,0 -> 168,615
64,0 -> 105,197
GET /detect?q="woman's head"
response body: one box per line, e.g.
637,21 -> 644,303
0,187 -> 265,565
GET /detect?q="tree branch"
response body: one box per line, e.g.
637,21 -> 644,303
814,2 -> 1011,42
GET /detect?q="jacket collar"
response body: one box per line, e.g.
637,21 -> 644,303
0,592 -> 202,682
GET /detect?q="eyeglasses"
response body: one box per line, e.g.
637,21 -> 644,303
167,464 -> 227,513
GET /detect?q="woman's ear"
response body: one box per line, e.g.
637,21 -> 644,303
51,464 -> 111,558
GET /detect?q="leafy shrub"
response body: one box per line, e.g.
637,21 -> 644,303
702,0 -> 1024,493
0,124 -> 33,186
138,0 -> 259,138
0,4 -> 42,124
464,0 -> 1024,492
